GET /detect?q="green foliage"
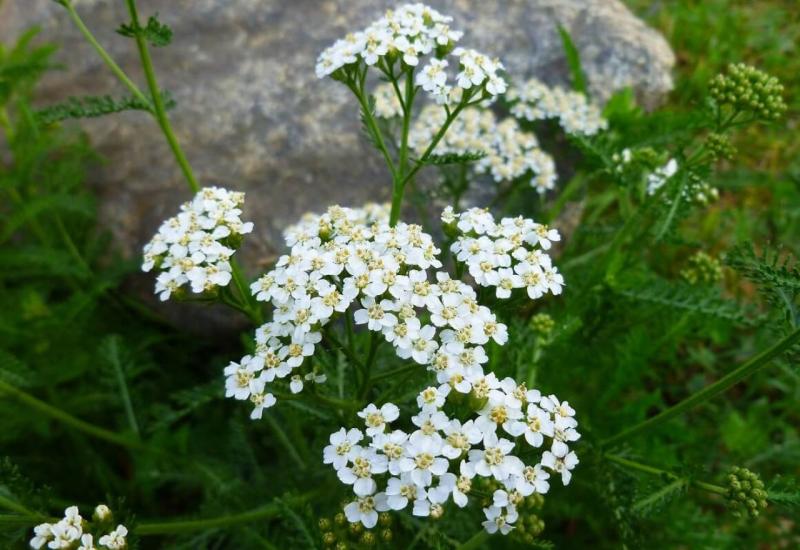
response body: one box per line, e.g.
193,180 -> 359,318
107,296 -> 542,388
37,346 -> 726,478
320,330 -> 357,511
3,1 -> 800,549
35,91 -> 175,125
726,243 -> 800,326
424,151 -> 487,165
117,15 -> 173,47
557,25 -> 588,95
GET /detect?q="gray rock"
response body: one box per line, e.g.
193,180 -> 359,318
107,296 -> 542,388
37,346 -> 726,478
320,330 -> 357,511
0,0 -> 673,281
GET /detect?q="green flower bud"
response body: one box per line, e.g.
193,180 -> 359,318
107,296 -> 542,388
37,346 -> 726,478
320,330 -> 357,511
360,532 -> 376,546
706,133 -> 736,161
334,512 -> 347,526
322,532 -> 337,546
725,466 -> 768,518
710,64 -> 786,121
381,528 -> 393,542
530,313 -> 555,336
681,251 -> 723,285
378,512 -> 392,526
319,517 -> 332,532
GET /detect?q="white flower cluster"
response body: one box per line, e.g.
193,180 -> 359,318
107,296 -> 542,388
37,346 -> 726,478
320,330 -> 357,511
324,381 -> 580,534
508,78 -> 608,137
445,207 -> 564,299
405,102 -> 557,193
30,505 -> 127,550
228,203 -> 524,417
141,186 -> 254,301
646,158 -> 679,195
315,4 -> 505,104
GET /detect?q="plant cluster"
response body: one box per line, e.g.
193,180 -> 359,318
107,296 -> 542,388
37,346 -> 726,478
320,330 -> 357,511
2,1 -> 799,549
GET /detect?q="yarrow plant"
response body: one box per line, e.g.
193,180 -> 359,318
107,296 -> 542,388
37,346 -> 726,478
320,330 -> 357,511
141,186 -> 253,301
325,384 -> 579,533
30,505 -> 127,550
8,0 -> 798,548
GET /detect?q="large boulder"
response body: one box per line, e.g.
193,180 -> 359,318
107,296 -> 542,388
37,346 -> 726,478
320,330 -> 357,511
1,0 -> 673,265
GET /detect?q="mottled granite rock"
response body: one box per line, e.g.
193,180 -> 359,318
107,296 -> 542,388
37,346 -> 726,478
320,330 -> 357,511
1,0 -> 673,328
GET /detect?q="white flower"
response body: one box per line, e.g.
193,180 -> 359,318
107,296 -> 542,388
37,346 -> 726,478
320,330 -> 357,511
522,403 -> 555,447
30,523 -> 53,549
468,430 -> 524,482
385,473 -> 425,511
358,403 -> 400,437
354,297 -> 398,331
344,493 -> 389,528
97,524 -> 128,550
77,534 -> 95,550
93,504 -> 111,522
289,375 -> 304,394
482,504 -> 518,535
338,446 -> 389,496
324,427 -> 364,470
508,77 -> 607,136
141,186 -> 251,299
249,391 -> 277,419
442,419 -> 483,459
416,385 -> 449,410
399,431 -> 449,487
513,464 -> 550,496
417,59 -> 449,91
541,449 -> 579,485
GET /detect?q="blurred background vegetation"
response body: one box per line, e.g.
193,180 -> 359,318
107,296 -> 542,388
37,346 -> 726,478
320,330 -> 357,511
1,0 -> 798,548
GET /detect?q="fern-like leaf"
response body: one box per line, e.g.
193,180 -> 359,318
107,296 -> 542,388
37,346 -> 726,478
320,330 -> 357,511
613,273 -> 755,325
726,243 -> 800,325
422,151 -> 487,165
116,14 -> 173,47
35,91 -> 175,125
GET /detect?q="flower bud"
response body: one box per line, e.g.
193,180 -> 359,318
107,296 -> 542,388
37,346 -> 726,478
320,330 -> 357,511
93,504 -> 112,523
726,466 -> 768,518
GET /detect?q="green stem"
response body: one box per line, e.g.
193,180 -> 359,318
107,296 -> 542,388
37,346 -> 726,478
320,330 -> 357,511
370,363 -> 420,383
605,453 -> 727,495
134,492 -> 315,535
0,495 -> 40,517
0,379 -> 147,451
61,2 -> 152,109
457,530 -> 489,550
359,332 -> 381,399
108,348 -> 141,438
124,0 -> 199,193
230,258 -> 262,324
603,327 -> 800,447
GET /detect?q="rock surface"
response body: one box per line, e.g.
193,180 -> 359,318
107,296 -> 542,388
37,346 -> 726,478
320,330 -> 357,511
1,0 -> 673,264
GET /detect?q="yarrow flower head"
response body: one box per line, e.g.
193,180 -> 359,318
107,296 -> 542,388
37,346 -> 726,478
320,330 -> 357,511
324,381 -> 580,535
141,186 -> 253,301
316,4 -> 506,104
30,504 -> 127,550
508,78 -> 608,136
447,207 -> 564,299
406,102 -> 557,194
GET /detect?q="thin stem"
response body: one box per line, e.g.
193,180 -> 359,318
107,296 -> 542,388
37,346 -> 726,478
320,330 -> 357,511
389,102 -> 465,226
134,492 -> 315,535
61,2 -> 152,109
370,363 -> 421,383
108,340 -> 141,437
603,327 -> 800,447
0,495 -> 39,517
457,530 -> 489,550
349,72 -> 397,180
359,332 -> 381,399
605,453 -> 727,495
230,259 -> 262,324
325,327 -> 365,372
263,414 -> 307,470
124,0 -> 200,193
0,379 -> 147,451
